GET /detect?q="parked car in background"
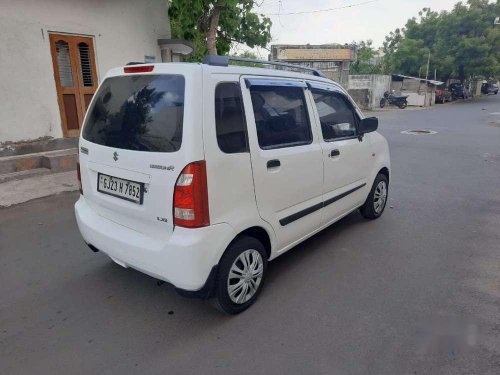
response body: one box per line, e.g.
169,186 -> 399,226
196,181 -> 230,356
74,56 -> 391,314
449,83 -> 469,99
435,86 -> 452,103
481,81 -> 499,95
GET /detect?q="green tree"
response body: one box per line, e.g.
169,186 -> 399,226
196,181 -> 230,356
382,28 -> 405,73
350,40 -> 383,74
383,28 -> 404,56
383,0 -> 500,81
168,0 -> 272,61
388,38 -> 430,77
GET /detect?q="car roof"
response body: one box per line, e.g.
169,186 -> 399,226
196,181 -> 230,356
104,62 -> 342,90
201,63 -> 338,85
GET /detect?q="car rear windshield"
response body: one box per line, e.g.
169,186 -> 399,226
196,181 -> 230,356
82,75 -> 185,152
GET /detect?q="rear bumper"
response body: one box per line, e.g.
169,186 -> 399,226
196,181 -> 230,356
75,196 -> 234,292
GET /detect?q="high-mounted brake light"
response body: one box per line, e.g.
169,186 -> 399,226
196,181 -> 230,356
77,161 -> 83,195
124,65 -> 154,74
173,161 -> 210,228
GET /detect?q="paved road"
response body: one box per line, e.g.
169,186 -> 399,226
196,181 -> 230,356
1,95 -> 500,374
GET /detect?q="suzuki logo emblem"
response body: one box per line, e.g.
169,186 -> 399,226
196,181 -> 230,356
113,151 -> 119,161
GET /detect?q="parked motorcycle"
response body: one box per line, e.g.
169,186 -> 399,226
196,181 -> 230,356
380,91 -> 409,109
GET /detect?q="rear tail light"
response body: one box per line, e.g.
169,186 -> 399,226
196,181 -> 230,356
77,161 -> 83,195
173,161 -> 210,228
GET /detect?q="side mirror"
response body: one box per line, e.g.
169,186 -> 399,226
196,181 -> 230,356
359,117 -> 378,134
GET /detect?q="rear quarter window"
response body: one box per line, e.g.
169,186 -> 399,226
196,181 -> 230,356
215,83 -> 248,153
82,75 -> 185,152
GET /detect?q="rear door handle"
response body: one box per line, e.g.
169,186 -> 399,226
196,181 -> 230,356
267,159 -> 281,168
329,149 -> 340,157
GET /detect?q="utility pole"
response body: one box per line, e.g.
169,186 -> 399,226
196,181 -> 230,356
425,51 -> 430,81
425,51 -> 431,106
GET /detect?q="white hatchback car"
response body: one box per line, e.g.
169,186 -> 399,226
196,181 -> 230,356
75,56 -> 390,314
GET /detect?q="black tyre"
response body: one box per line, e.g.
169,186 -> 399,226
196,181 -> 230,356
398,101 -> 407,109
360,174 -> 389,219
212,236 -> 267,314
380,98 -> 386,108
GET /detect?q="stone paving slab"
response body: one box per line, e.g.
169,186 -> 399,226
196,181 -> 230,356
0,171 -> 78,207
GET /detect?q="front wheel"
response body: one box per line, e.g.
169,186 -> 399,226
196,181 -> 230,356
398,101 -> 407,109
212,236 -> 268,314
380,98 -> 386,108
360,174 -> 389,219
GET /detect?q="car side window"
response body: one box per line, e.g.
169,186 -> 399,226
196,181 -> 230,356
249,86 -> 312,149
215,82 -> 248,153
311,90 -> 358,141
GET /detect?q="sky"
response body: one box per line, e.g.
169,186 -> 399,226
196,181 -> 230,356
235,0 -> 464,56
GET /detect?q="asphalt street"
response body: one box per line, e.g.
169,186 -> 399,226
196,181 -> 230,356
1,95 -> 499,374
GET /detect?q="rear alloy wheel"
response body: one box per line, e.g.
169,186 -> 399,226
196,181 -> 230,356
360,174 -> 389,219
212,236 -> 267,314
398,101 -> 408,109
380,98 -> 386,108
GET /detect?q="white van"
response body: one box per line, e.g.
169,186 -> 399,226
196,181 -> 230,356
75,56 -> 390,314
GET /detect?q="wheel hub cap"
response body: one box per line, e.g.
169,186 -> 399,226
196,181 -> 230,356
227,249 -> 264,304
374,181 -> 387,214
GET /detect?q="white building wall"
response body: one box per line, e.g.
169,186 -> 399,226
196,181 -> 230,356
391,79 -> 436,107
348,74 -> 391,109
369,75 -> 392,109
0,0 -> 170,143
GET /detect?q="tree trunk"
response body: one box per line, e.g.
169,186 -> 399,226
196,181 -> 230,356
207,2 -> 222,55
458,65 -> 465,83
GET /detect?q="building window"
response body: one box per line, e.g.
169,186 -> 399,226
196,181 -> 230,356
78,42 -> 93,87
55,40 -> 74,87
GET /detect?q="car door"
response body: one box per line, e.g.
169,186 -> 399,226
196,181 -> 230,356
240,76 -> 324,252
307,82 -> 372,226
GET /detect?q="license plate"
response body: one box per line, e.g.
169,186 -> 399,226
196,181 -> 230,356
97,173 -> 144,204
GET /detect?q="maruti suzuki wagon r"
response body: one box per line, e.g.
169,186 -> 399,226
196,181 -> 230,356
75,56 -> 390,314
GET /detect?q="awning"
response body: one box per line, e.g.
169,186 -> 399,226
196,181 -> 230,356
392,74 -> 444,86
157,39 -> 194,55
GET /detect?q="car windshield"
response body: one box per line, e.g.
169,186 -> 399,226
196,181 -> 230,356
82,75 -> 185,152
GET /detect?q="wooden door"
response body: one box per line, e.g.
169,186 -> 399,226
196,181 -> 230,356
49,33 -> 98,137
